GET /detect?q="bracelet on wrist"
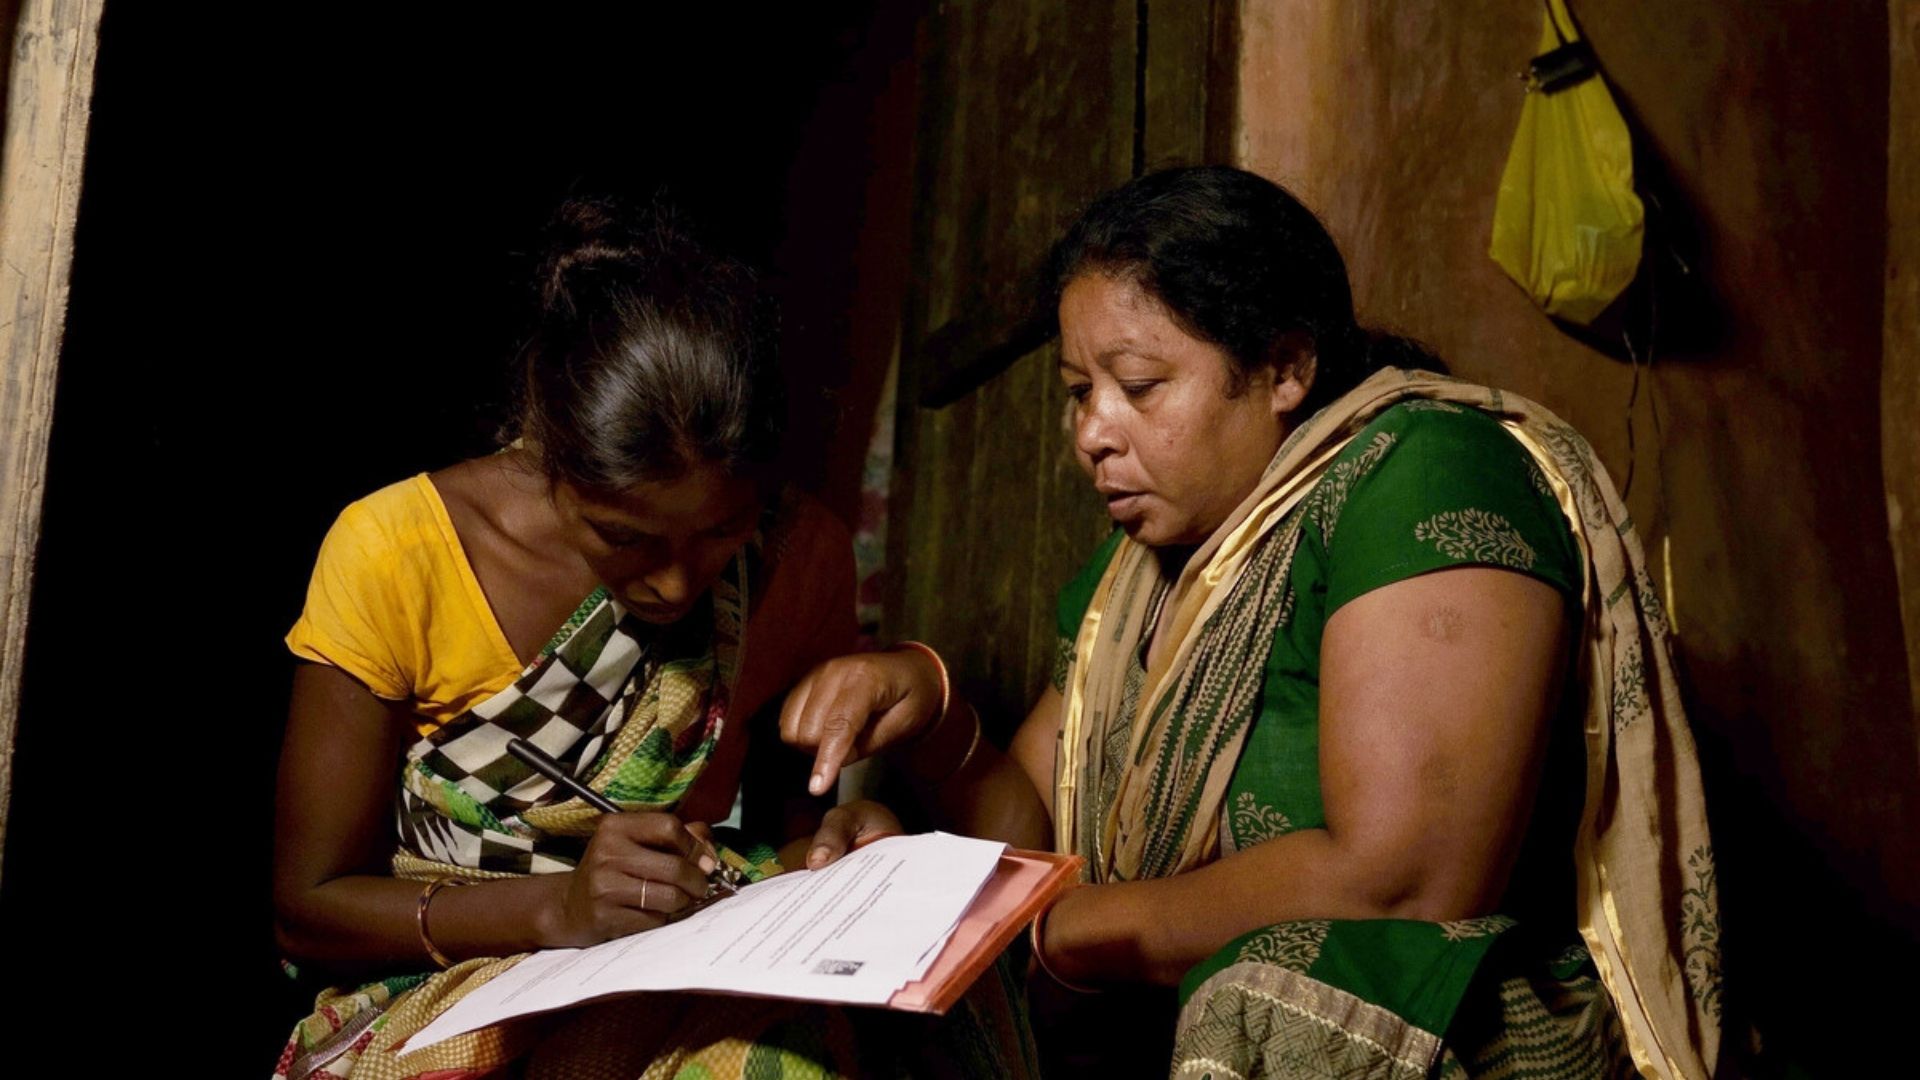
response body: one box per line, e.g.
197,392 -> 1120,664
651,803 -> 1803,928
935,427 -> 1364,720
1028,894 -> 1099,994
890,640 -> 950,730
922,701 -> 982,786
416,877 -> 471,969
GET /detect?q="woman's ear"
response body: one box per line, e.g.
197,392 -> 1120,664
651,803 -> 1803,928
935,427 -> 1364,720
1269,331 -> 1316,417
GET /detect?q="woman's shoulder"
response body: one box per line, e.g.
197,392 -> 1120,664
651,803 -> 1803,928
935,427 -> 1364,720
350,451 -> 549,578
338,469 -> 439,524
307,473 -> 450,582
288,474 -> 445,700
1318,398 -> 1554,510
1349,397 -> 1530,462
288,468 -> 499,689
292,461 -> 549,715
1312,397 -> 1582,611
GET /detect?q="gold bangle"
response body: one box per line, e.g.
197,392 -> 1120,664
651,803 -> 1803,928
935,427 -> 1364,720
892,640 -> 950,727
417,877 -> 470,969
1028,896 -> 1099,994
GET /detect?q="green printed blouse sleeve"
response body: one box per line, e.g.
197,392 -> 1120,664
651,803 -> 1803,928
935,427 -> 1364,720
1320,405 -> 1581,617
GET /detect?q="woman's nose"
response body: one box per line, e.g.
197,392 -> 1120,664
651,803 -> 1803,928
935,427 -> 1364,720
639,559 -> 694,608
1074,396 -> 1125,463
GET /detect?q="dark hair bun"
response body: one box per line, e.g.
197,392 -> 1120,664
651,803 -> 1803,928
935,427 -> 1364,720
516,197 -> 784,490
537,198 -> 731,320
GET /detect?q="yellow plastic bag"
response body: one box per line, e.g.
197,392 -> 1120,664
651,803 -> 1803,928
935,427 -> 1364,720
1489,0 -> 1644,326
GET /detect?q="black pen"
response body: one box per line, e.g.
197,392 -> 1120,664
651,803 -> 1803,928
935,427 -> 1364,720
505,737 -> 741,897
507,737 -> 623,813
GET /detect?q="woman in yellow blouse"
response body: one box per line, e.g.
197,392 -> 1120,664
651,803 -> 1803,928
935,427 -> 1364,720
270,201 -> 1030,1079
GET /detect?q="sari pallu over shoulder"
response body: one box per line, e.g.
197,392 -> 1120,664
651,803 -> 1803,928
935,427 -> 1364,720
393,564 -> 746,880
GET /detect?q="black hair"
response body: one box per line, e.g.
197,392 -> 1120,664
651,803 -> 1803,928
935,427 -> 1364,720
515,197 -> 783,493
1043,166 -> 1442,412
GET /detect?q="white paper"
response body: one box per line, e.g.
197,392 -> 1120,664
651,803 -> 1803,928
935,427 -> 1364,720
401,832 -> 1006,1053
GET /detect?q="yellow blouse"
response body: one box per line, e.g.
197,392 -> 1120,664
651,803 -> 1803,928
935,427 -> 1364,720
285,474 -> 523,736
288,473 -> 859,752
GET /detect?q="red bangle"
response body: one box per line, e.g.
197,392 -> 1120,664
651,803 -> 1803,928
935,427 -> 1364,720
891,640 -> 950,727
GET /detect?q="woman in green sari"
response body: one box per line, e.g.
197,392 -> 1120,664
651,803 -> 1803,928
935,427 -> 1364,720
784,167 -> 1722,1078
271,200 -> 1034,1079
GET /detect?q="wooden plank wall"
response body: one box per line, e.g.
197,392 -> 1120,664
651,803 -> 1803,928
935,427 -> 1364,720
0,0 -> 105,882
1889,0 -> 1920,734
885,0 -> 1236,733
1235,3 -> 1918,1065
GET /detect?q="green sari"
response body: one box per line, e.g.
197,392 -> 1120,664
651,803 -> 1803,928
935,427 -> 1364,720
1054,371 -> 1721,1079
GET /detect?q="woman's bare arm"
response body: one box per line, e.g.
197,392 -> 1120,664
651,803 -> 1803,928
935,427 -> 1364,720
272,663 -> 712,978
1038,566 -> 1569,986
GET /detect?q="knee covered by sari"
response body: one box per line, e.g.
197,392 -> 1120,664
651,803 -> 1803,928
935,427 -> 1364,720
1052,370 -> 1722,1080
275,481 -> 1035,1080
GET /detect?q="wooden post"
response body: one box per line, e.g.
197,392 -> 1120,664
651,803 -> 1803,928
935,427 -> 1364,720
0,0 -> 106,883
1888,0 -> 1920,738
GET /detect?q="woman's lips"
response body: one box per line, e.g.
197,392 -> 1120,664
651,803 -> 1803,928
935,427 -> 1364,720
625,599 -> 692,623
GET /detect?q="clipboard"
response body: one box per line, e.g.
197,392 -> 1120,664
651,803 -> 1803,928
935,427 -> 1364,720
886,846 -> 1082,1014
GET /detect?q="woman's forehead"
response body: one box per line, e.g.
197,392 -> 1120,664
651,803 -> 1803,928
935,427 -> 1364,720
1061,275 -> 1218,370
570,467 -> 757,529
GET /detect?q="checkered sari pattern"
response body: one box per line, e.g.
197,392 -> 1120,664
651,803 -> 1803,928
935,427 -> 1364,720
394,553 -> 748,877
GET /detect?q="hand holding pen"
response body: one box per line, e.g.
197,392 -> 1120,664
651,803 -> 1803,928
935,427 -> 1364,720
506,734 -> 744,903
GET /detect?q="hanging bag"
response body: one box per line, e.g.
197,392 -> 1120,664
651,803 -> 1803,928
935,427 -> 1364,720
1490,0 -> 1645,326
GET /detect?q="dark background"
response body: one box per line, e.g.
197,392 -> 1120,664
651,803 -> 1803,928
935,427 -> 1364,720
0,4 -> 914,1071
